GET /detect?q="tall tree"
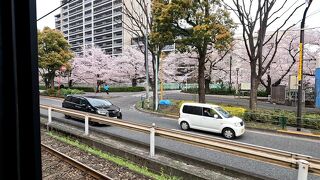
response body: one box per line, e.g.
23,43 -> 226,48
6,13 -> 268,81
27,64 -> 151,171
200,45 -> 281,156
38,27 -> 73,89
225,0 -> 303,109
71,46 -> 113,85
153,0 -> 234,103
122,0 -> 174,109
111,46 -> 148,86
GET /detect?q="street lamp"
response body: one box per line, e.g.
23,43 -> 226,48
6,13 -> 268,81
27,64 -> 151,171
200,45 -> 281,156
297,0 -> 313,131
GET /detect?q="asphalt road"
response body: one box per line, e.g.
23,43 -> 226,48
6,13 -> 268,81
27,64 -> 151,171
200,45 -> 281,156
40,92 -> 320,180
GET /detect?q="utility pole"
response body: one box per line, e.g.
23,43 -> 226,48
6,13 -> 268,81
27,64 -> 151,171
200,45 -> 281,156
155,46 -> 159,111
145,2 -> 150,107
160,52 -> 164,100
229,56 -> 232,92
297,0 -> 313,131
236,68 -> 239,94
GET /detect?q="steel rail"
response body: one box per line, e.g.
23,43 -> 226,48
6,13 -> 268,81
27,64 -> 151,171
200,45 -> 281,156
41,143 -> 113,180
40,104 -> 320,175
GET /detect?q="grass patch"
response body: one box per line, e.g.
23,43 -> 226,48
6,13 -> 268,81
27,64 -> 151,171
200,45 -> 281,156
47,132 -> 180,180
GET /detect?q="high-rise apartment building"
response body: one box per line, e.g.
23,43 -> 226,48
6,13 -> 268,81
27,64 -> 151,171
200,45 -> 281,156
55,0 -> 127,55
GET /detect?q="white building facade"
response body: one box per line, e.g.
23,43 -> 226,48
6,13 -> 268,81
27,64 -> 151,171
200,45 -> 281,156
55,0 -> 127,55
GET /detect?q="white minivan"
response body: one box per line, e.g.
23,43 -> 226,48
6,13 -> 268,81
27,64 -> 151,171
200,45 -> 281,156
178,103 -> 245,139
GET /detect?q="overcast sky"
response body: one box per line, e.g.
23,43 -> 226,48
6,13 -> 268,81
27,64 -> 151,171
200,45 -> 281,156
36,0 -> 320,33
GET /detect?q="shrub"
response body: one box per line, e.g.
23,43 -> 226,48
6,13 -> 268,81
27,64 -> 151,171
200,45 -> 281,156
220,105 -> 246,118
100,86 -> 145,92
257,90 -> 269,97
72,86 -> 95,92
60,88 -> 84,96
181,88 -> 198,93
40,88 -> 84,97
181,88 -> 267,97
209,88 -> 235,95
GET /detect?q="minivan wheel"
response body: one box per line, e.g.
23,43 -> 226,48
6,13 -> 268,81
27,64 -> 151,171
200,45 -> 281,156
222,128 -> 235,139
180,121 -> 189,130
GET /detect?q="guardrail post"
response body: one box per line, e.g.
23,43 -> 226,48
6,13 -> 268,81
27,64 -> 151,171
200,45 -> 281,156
84,114 -> 89,136
47,107 -> 52,130
297,160 -> 310,180
150,123 -> 155,157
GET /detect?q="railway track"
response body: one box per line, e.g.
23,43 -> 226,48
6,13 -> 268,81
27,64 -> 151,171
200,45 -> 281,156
41,143 -> 113,180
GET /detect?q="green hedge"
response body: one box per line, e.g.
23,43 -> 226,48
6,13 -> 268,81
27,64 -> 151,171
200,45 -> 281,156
100,86 -> 145,92
40,85 -> 95,92
40,85 -> 145,92
40,88 -> 84,98
181,88 -> 268,97
210,88 -> 235,95
72,86 -> 95,92
242,110 -> 320,130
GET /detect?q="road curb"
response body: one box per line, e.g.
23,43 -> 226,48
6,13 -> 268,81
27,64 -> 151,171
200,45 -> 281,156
134,102 -> 320,140
276,130 -> 320,139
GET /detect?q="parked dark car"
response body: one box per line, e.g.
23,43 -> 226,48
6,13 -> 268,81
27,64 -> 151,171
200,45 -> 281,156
62,95 -> 122,120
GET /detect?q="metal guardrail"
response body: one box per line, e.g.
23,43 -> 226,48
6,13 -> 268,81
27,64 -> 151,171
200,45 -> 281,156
40,104 -> 320,179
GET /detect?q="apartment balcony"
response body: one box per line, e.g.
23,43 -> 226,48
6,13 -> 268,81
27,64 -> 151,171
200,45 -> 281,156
85,33 -> 92,38
113,49 -> 122,54
69,34 -> 83,41
69,17 -> 83,24
113,27 -> 122,32
84,13 -> 92,18
94,21 -> 111,29
69,0 -> 82,10
94,6 -> 112,15
113,11 -> 121,16
85,19 -> 92,25
94,0 -> 112,7
69,22 -> 83,29
69,29 -> 83,36
69,8 -> 82,17
113,34 -> 122,40
85,26 -> 92,31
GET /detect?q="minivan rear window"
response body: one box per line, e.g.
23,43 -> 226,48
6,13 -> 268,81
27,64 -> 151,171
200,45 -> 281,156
182,105 -> 202,116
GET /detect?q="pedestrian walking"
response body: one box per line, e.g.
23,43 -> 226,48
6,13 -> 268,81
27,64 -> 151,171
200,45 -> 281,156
104,83 -> 109,94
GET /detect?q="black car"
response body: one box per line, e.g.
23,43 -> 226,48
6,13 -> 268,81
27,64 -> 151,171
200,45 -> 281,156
62,95 -> 122,119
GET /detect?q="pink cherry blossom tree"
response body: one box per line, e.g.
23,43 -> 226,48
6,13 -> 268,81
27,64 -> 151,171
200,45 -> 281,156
232,31 -> 319,95
70,46 -> 113,87
110,46 -> 149,86
162,49 -> 232,91
161,52 -> 198,83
